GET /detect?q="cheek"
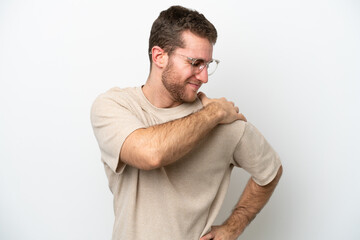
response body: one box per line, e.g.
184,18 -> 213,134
166,63 -> 193,83
175,63 -> 192,77
173,69 -> 192,83
181,69 -> 195,81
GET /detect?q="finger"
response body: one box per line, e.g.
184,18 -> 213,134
239,113 -> 247,122
197,91 -> 207,100
199,231 -> 214,240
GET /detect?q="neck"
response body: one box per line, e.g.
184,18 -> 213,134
142,71 -> 181,108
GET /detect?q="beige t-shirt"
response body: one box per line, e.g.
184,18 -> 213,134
91,86 -> 281,240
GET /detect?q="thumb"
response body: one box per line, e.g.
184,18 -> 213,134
197,91 -> 207,100
199,231 -> 214,240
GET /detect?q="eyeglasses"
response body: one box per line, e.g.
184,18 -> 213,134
175,53 -> 220,76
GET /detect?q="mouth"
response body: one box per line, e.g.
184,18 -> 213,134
187,82 -> 202,91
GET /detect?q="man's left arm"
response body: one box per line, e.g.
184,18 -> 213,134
200,165 -> 283,240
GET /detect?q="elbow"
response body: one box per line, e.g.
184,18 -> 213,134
143,156 -> 162,170
121,129 -> 165,171
139,148 -> 164,171
120,146 -> 163,171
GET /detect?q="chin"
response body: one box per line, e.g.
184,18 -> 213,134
182,93 -> 198,103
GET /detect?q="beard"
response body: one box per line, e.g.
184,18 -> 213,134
161,61 -> 198,103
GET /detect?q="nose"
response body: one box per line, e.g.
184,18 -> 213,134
195,68 -> 208,84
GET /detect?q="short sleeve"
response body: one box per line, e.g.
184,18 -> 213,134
90,93 -> 145,174
233,122 -> 281,186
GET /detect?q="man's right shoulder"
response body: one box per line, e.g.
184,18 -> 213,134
93,86 -> 141,106
99,86 -> 138,99
90,86 -> 145,127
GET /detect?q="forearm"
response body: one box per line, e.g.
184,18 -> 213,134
121,102 -> 225,170
224,166 -> 283,237
146,103 -> 224,164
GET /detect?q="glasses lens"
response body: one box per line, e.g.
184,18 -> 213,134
207,60 -> 219,76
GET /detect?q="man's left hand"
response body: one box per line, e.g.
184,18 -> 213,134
199,225 -> 240,240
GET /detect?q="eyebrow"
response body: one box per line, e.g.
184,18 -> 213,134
189,56 -> 213,63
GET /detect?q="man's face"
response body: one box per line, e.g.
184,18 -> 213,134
161,31 -> 213,104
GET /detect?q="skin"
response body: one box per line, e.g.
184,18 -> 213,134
120,31 -> 282,239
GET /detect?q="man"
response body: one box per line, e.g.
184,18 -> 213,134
91,5 -> 282,240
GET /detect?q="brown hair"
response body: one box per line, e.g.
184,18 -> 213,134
148,5 -> 217,63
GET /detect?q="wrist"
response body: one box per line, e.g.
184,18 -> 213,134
223,208 -> 251,237
203,102 -> 225,124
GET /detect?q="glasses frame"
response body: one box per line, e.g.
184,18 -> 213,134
175,53 -> 220,76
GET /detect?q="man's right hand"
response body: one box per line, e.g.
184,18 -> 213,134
198,92 -> 247,124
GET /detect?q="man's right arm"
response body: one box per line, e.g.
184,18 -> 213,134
120,92 -> 246,170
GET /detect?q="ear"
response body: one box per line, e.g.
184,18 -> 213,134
150,46 -> 168,68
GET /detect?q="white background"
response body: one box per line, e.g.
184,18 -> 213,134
1,0 -> 359,239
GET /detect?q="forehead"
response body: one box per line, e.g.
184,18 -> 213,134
177,31 -> 213,60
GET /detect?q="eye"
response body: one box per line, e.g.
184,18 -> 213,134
192,59 -> 205,67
